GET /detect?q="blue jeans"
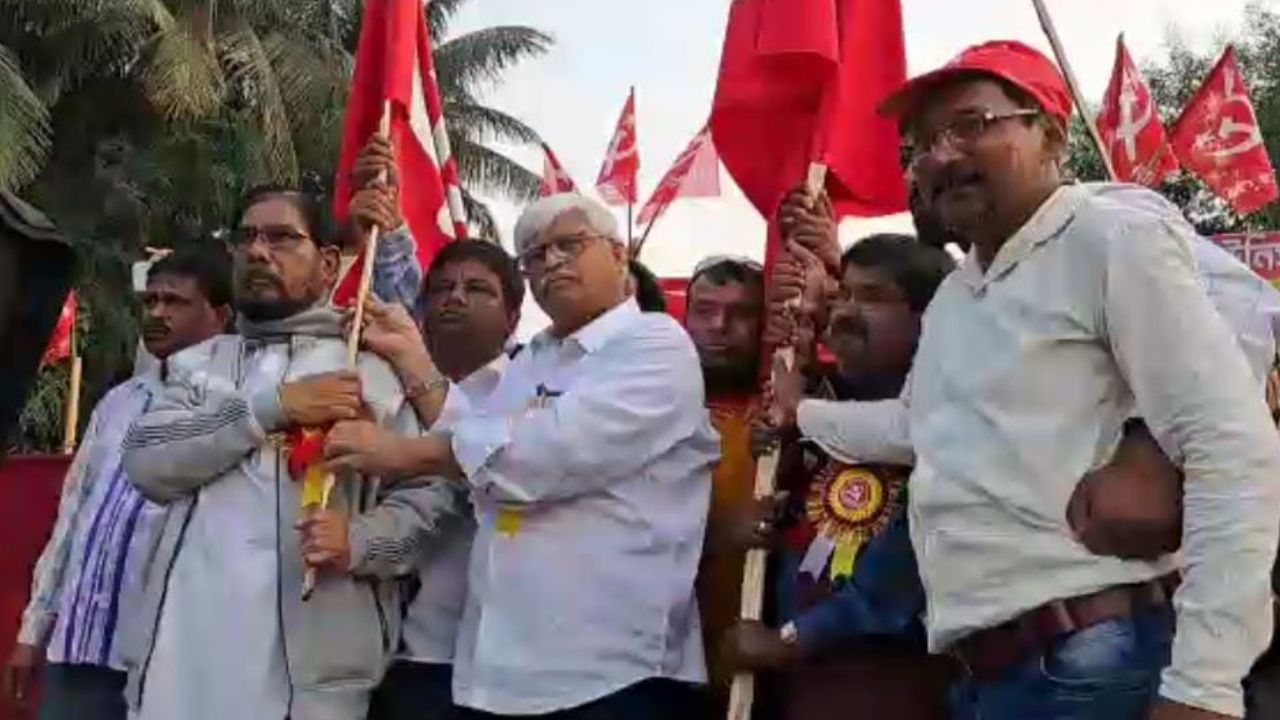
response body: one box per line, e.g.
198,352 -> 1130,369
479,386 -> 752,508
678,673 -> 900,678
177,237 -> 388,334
950,604 -> 1174,720
38,663 -> 127,720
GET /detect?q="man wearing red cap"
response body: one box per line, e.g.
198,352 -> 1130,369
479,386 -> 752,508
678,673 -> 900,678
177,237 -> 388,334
824,41 -> 1280,720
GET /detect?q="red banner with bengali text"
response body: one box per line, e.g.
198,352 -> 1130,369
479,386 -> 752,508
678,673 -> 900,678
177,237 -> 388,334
1212,232 -> 1280,287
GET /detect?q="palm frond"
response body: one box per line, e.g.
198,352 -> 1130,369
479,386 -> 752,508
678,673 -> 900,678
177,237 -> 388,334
445,100 -> 541,146
460,186 -> 500,242
425,0 -> 469,44
140,21 -> 225,121
219,23 -> 298,182
435,26 -> 552,101
452,136 -> 541,202
263,30 -> 351,178
0,43 -> 51,189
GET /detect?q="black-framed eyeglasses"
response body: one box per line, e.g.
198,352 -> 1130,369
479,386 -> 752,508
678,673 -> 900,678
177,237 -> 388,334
228,225 -> 311,252
903,108 -> 1041,165
517,233 -> 609,275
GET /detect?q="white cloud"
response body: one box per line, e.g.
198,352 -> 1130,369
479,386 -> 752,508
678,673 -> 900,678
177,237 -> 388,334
446,0 -> 1266,337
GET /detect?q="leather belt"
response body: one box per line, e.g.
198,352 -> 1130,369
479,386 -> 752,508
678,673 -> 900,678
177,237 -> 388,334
950,573 -> 1179,681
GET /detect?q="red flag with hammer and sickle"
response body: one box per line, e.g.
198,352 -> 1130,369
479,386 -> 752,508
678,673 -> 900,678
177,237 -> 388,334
1170,46 -> 1278,215
1096,36 -> 1178,187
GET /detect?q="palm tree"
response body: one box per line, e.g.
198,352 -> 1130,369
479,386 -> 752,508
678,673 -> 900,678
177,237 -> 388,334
1,0 -> 552,450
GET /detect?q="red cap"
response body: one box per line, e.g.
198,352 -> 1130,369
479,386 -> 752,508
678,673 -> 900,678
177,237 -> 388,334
879,40 -> 1073,122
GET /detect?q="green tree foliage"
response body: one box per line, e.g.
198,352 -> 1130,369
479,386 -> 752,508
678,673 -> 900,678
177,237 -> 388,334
1065,2 -> 1280,234
0,0 -> 551,452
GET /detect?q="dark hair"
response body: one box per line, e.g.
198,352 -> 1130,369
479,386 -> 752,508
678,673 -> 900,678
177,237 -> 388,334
234,184 -> 335,247
688,259 -> 764,297
629,259 -> 667,313
841,233 -> 955,313
148,246 -> 234,309
425,240 -> 525,314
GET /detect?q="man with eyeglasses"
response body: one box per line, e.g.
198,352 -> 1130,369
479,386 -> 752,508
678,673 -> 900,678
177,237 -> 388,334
119,186 -> 456,720
320,193 -> 718,719
810,41 -> 1280,720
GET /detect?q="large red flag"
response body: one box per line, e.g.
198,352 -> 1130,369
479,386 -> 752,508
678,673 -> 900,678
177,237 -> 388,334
1096,36 -> 1178,187
711,0 -> 908,254
1170,46 -> 1278,215
596,89 -> 640,206
333,0 -> 467,306
40,292 -> 76,367
637,126 -> 721,229
540,143 -> 579,196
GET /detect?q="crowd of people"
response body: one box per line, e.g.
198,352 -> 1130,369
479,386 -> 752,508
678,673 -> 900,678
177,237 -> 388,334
5,39 -> 1280,720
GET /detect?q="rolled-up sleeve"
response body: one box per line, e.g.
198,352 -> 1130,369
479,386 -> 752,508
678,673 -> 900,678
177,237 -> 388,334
451,320 -> 708,504
1102,217 -> 1280,717
373,225 -> 424,314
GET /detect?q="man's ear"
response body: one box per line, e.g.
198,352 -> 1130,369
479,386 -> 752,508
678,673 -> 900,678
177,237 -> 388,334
214,304 -> 233,332
1043,117 -> 1068,161
319,245 -> 342,287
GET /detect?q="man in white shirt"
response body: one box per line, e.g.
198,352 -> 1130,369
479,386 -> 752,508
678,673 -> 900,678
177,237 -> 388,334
3,250 -> 231,720
302,239 -> 524,720
835,41 -> 1280,720
323,194 -> 719,719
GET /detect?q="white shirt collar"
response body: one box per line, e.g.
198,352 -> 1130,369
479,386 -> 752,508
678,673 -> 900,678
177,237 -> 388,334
958,184 -> 1090,293
529,298 -> 640,355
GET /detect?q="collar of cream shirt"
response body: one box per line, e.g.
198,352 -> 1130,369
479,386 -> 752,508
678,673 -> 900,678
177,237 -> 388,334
958,184 -> 1090,293
529,298 -> 640,355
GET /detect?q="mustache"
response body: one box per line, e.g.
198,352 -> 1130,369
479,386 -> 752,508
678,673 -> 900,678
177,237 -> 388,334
828,312 -> 868,341
930,163 -> 983,200
142,319 -> 170,336
241,267 -> 284,290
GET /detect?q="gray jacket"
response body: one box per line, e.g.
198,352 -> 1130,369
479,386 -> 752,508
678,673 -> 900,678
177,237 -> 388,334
120,308 -> 464,720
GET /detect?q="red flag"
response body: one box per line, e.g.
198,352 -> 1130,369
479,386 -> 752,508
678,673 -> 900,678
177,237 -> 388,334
41,293 -> 76,367
333,0 -> 468,306
596,89 -> 640,206
711,0 -> 908,255
637,126 -> 721,229
1096,36 -> 1179,187
540,143 -> 579,196
1170,46 -> 1278,215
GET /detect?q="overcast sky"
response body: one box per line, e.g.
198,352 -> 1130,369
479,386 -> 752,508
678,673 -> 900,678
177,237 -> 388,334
447,0 -> 1269,335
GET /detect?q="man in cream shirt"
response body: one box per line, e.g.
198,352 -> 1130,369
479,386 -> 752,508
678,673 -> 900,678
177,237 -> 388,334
803,40 -> 1280,720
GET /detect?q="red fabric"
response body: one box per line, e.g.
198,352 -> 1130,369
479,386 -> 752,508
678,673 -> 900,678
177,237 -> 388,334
658,277 -> 689,322
880,40 -> 1072,123
0,454 -> 71,720
333,0 -> 466,307
711,0 -> 908,240
540,143 -> 579,196
637,126 -> 721,229
596,89 -> 640,206
285,427 -> 327,482
1170,46 -> 1279,216
1096,37 -> 1179,187
39,293 -> 76,367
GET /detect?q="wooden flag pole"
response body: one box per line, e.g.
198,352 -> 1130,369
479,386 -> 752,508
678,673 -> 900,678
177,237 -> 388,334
1030,0 -> 1119,182
727,161 -> 828,720
302,103 -> 392,600
61,316 -> 82,455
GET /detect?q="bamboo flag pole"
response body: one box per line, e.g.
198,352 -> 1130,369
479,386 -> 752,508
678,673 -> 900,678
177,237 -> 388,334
1031,0 -> 1119,182
302,103 -> 392,600
61,313 -> 82,455
727,161 -> 828,720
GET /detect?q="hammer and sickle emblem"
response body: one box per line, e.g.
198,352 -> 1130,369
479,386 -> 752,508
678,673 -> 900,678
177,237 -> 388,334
1113,70 -> 1154,164
1202,69 -> 1264,160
